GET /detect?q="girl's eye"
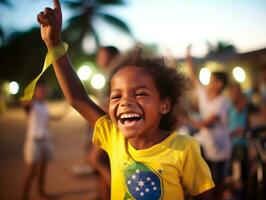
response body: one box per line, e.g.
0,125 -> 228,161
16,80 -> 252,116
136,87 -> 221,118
110,95 -> 121,100
136,92 -> 147,97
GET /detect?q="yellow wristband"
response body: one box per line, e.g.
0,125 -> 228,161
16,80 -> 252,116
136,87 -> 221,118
20,42 -> 68,101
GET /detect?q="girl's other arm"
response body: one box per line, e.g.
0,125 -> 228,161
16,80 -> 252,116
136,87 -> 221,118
193,188 -> 215,200
37,0 -> 105,125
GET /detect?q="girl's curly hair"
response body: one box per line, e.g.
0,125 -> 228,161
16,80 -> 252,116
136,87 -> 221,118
107,48 -> 188,132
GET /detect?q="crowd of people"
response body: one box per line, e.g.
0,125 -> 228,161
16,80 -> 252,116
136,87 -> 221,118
19,0 -> 266,200
180,46 -> 266,200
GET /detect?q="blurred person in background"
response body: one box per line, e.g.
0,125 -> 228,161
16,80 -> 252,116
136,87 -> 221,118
225,83 -> 253,200
95,46 -> 120,108
259,68 -> 266,122
96,46 -> 120,73
247,68 -> 266,128
184,45 -> 231,200
259,68 -> 266,104
21,82 -> 67,200
86,46 -> 120,200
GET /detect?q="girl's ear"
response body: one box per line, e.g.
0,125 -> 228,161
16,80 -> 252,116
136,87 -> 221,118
160,97 -> 171,115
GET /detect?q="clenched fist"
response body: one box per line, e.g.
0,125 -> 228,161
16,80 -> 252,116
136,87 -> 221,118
37,0 -> 63,49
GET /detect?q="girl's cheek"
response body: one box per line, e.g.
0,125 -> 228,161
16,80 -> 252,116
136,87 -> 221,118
109,112 -> 118,126
108,103 -> 116,117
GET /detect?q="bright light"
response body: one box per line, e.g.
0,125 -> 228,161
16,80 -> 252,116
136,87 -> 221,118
9,81 -> 19,95
77,65 -> 92,80
199,67 -> 211,85
91,74 -> 105,90
233,66 -> 246,83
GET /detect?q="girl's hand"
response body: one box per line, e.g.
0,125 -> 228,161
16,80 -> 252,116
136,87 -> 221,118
37,0 -> 62,48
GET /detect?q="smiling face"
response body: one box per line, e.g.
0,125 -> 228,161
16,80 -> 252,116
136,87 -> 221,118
109,66 -> 170,140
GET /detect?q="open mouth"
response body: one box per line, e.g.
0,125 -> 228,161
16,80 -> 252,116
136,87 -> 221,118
118,113 -> 142,126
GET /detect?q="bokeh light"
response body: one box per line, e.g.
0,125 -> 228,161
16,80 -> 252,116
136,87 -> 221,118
9,81 -> 19,95
77,64 -> 92,81
90,74 -> 105,90
199,67 -> 211,85
233,66 -> 246,83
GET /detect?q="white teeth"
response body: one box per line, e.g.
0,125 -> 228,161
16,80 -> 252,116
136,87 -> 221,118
120,113 -> 141,119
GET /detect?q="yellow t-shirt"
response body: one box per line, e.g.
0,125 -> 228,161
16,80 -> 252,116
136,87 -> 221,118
93,115 -> 215,200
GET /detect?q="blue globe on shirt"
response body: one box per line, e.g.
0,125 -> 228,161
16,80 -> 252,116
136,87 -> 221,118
124,162 -> 163,200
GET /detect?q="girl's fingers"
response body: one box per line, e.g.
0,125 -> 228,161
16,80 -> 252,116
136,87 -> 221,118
37,1 -> 62,28
53,0 -> 62,16
38,11 -> 54,26
37,14 -> 42,25
37,12 -> 48,26
44,8 -> 56,24
44,7 -> 55,16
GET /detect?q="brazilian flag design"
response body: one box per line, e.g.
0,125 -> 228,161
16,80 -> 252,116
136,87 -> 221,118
123,162 -> 163,200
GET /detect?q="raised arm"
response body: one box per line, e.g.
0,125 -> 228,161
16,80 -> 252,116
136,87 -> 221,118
37,0 -> 105,125
185,45 -> 200,86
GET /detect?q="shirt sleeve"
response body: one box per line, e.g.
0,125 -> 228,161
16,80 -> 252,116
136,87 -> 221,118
92,115 -> 112,154
181,138 -> 215,196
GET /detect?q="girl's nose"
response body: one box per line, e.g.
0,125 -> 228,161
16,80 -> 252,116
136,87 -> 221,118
120,97 -> 134,107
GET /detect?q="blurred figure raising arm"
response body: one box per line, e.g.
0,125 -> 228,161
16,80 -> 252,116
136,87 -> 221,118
185,45 -> 231,200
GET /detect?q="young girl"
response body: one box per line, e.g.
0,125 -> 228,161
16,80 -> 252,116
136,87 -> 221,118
36,1 -> 215,199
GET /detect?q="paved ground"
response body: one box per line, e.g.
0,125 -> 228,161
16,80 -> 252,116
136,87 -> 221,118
0,101 -> 100,200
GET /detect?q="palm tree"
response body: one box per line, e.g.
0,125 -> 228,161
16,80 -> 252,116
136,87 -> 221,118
62,0 -> 132,52
0,28 -> 48,86
0,0 -> 12,5
206,40 -> 237,57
